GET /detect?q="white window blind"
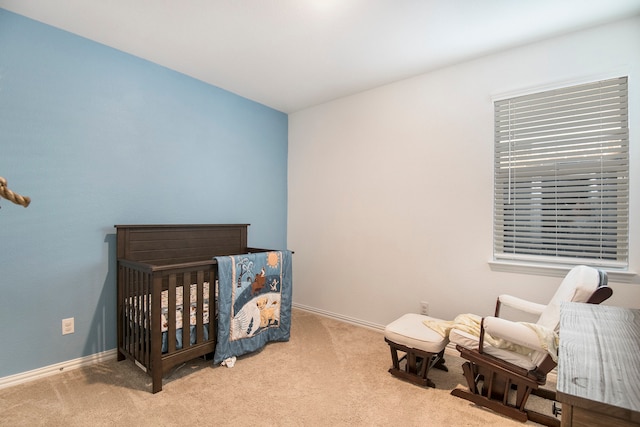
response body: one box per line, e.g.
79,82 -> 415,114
493,76 -> 629,268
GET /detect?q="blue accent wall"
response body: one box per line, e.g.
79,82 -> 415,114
0,9 -> 288,377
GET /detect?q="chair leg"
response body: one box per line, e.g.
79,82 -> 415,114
389,342 -> 401,370
460,361 -> 478,394
433,354 -> 448,372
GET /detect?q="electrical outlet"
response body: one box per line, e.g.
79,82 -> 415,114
420,301 -> 429,315
62,317 -> 74,335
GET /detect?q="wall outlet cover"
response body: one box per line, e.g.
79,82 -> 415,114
62,318 -> 74,335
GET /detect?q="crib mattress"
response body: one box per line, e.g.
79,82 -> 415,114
161,282 -> 210,332
126,282 -> 210,332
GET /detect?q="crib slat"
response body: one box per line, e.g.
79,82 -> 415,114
134,269 -> 141,362
121,267 -> 127,355
128,267 -> 134,356
151,274 -> 163,392
117,266 -> 125,362
182,272 -> 189,349
196,270 -> 204,344
130,268 -> 136,360
128,268 -> 134,356
139,270 -> 146,363
130,269 -> 135,359
121,267 -> 129,357
168,274 -> 176,354
142,270 -> 150,368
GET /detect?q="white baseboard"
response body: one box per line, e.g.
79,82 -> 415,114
292,304 -> 462,358
293,303 -> 386,332
292,306 -> 557,383
0,310 -> 472,390
0,348 -> 117,390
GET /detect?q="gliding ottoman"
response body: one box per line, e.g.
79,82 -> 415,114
384,313 -> 449,387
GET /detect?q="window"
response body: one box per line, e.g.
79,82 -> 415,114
493,76 -> 629,269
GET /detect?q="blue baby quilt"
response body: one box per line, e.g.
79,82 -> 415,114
213,250 -> 292,364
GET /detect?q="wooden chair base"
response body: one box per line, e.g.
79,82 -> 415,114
452,345 -> 561,427
452,387 -> 560,427
385,337 -> 447,388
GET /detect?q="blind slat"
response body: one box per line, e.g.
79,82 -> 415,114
495,77 -> 627,107
496,93 -> 628,118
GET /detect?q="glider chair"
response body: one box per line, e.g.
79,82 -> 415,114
449,265 -> 612,426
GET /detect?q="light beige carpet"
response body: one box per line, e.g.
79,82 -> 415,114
0,309 -> 558,426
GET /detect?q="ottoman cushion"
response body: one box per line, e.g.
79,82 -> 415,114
384,313 -> 448,353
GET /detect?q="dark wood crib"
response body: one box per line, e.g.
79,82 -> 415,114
115,223 -> 269,393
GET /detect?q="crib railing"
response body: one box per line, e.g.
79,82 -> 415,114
119,261 -> 152,370
117,259 -> 218,392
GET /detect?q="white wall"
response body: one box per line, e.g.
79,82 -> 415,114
288,16 -> 640,327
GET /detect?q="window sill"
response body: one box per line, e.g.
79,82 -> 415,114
488,260 -> 637,283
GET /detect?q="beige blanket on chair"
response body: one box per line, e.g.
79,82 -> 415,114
423,313 -> 559,362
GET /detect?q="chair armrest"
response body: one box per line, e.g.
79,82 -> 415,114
483,316 -> 547,352
496,294 -> 546,317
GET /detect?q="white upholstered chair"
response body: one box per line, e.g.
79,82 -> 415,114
449,265 -> 612,426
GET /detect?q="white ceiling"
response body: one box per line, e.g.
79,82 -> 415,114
1,0 -> 640,113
